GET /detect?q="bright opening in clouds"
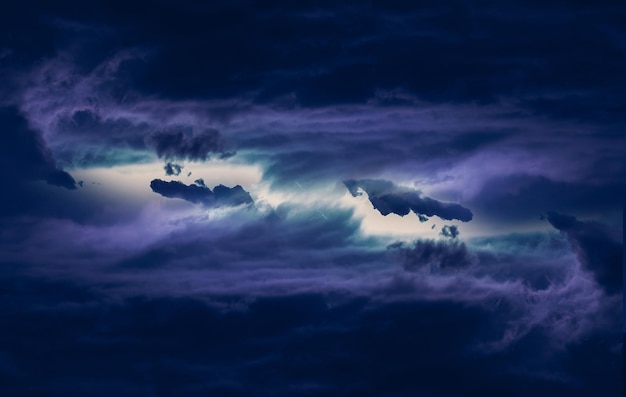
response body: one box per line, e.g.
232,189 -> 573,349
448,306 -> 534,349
0,1 -> 623,396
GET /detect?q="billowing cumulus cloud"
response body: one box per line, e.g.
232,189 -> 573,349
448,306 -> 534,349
344,179 -> 473,222
150,179 -> 253,208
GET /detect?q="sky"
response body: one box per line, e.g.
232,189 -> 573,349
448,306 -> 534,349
0,1 -> 624,396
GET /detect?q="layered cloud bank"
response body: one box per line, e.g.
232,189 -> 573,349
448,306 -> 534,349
0,1 -> 623,396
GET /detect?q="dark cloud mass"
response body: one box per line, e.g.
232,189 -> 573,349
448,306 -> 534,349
0,107 -> 77,218
148,128 -> 232,161
345,179 -> 473,222
440,225 -> 460,239
163,162 -> 183,176
388,239 -> 475,271
0,107 -> 76,190
546,212 -> 622,295
150,179 -> 253,208
0,1 -> 623,396
0,280 -> 618,397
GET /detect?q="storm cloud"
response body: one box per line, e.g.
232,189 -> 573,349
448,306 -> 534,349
440,225 -> 460,239
0,282 -> 620,397
344,179 -> 473,222
150,179 -> 253,208
0,107 -> 76,190
0,1 -> 623,396
388,239 -> 475,272
148,127 -> 233,161
546,212 -> 622,295
163,162 -> 183,176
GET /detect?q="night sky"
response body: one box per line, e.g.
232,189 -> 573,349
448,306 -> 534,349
0,1 -> 624,396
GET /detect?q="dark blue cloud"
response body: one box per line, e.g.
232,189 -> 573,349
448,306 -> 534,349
117,205 -> 378,270
388,239 -> 475,272
148,127 -> 233,161
470,175 -> 624,224
244,129 -> 510,189
0,107 -> 76,190
163,162 -> 183,176
0,271 -> 621,397
440,225 -> 460,239
150,179 -> 253,208
546,212 -> 622,295
468,232 -> 574,290
3,1 -> 623,121
0,107 -> 78,218
345,179 -> 473,222
0,2 -> 623,396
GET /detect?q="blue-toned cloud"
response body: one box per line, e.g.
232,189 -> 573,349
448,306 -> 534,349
388,239 -> 475,271
150,179 -> 253,208
163,162 -> 183,176
440,225 -> 460,239
0,107 -> 78,219
148,127 -> 234,161
0,195 -> 621,396
0,269 -> 620,397
345,179 -> 473,222
546,212 -> 622,295
0,1 -> 623,396
0,107 -> 76,190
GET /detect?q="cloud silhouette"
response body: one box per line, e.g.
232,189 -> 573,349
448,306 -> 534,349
150,179 -> 253,208
344,179 -> 473,222
163,162 -> 183,176
546,212 -> 622,295
440,225 -> 460,239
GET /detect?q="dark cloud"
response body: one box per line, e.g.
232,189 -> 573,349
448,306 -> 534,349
546,212 -> 622,295
150,179 -> 213,205
118,205 -> 378,270
244,128 -> 511,189
470,175 -> 624,224
344,179 -> 473,222
0,106 -> 79,219
0,199 -> 620,396
0,271 -> 620,397
0,2 -> 623,396
0,106 -> 76,190
468,232 -> 574,291
440,225 -> 460,239
3,1 -> 623,119
150,179 -> 253,208
147,127 -> 233,161
54,109 -> 150,149
45,3 -> 626,110
42,169 -> 77,190
388,239 -> 475,272
164,162 -> 183,176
